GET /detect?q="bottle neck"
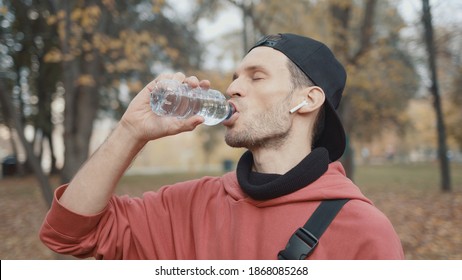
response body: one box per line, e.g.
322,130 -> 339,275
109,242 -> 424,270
226,102 -> 235,120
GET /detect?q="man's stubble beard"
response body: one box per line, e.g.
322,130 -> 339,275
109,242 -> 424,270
224,101 -> 293,151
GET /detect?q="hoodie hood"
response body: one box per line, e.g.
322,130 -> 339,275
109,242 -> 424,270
222,161 -> 372,208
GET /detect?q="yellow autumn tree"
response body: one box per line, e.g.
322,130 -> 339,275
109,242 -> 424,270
44,0 -> 204,182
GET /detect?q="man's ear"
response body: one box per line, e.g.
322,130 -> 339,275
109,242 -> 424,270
291,86 -> 325,114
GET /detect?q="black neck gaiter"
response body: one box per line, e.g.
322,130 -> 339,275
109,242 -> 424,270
236,147 -> 330,200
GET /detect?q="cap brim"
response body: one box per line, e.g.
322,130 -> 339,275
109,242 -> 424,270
314,100 -> 346,162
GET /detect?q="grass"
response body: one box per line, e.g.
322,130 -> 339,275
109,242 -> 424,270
116,162 -> 462,198
1,162 -> 461,259
117,171 -> 223,196
355,162 -> 462,192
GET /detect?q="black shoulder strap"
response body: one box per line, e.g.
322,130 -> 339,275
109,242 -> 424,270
278,199 -> 350,260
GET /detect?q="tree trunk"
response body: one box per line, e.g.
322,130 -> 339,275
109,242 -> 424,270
0,80 -> 53,208
329,0 -> 377,181
59,0 -> 76,183
421,0 -> 451,192
59,0 -> 102,183
329,0 -> 354,179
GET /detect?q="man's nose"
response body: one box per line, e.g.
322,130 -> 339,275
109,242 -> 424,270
226,79 -> 244,98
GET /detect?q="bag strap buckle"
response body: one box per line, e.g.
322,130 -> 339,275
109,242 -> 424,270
278,227 -> 319,260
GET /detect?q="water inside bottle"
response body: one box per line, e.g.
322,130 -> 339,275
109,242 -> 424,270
150,81 -> 233,125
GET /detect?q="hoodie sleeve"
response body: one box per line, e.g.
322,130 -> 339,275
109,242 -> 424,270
38,184 -> 179,259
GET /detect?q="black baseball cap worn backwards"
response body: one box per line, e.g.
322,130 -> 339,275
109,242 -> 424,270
250,33 -> 347,162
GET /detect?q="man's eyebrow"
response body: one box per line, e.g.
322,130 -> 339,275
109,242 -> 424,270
232,65 -> 268,81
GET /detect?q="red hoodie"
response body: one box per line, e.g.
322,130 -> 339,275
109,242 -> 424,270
39,162 -> 404,259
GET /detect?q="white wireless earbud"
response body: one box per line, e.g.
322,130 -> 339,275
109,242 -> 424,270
289,100 -> 309,114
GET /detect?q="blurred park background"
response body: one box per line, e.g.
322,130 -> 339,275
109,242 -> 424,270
0,0 -> 461,259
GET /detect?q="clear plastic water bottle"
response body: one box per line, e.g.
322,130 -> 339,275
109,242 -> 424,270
150,79 -> 234,126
